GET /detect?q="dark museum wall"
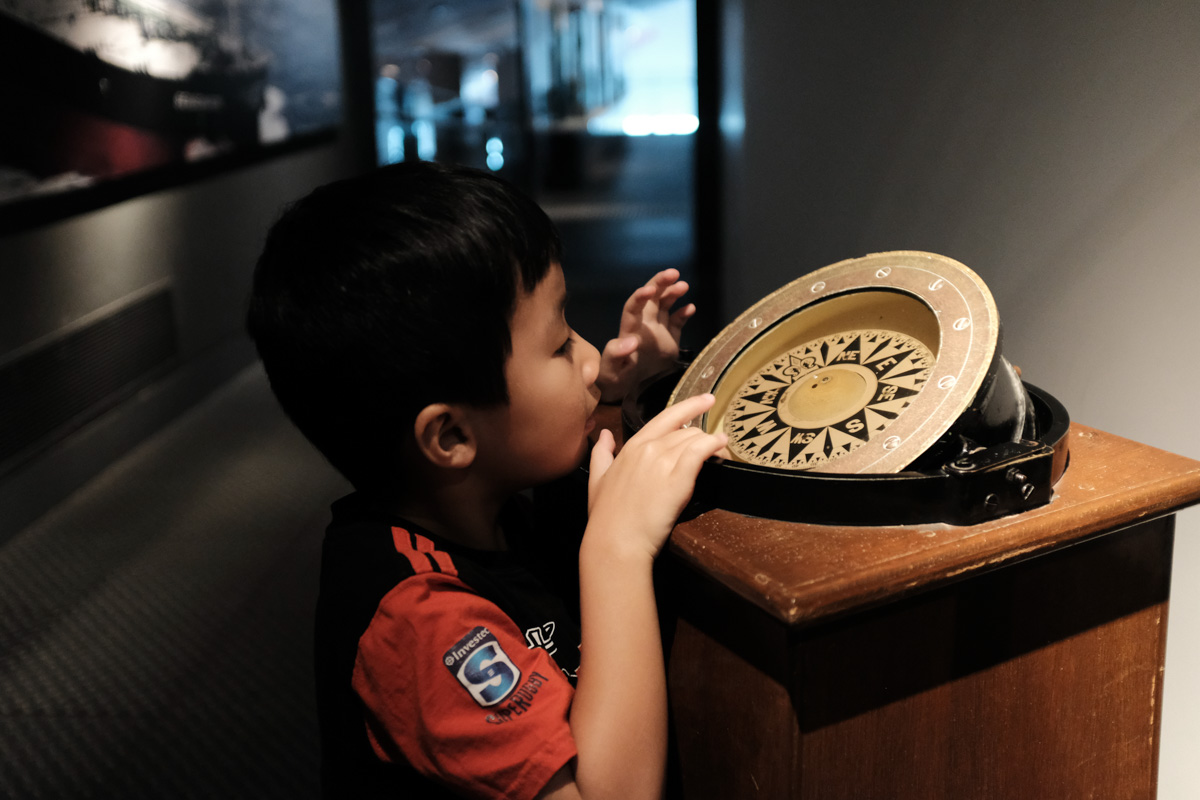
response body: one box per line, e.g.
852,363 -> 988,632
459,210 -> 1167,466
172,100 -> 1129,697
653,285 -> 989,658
0,5 -> 373,536
0,147 -> 354,528
716,1 -> 1200,796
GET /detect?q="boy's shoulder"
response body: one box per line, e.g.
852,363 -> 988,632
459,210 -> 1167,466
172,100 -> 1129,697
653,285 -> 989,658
317,492 -> 566,631
321,491 -> 534,567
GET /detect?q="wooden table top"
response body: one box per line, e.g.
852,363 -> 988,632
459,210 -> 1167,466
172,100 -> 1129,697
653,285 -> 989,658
664,423 -> 1200,627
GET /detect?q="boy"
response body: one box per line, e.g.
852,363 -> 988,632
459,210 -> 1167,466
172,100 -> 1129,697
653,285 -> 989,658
246,161 -> 726,799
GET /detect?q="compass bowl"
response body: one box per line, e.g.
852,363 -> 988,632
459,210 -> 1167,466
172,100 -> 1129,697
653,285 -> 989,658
670,251 -> 1033,474
637,251 -> 1070,525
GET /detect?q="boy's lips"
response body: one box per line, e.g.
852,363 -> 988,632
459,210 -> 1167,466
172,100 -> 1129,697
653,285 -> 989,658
584,398 -> 600,434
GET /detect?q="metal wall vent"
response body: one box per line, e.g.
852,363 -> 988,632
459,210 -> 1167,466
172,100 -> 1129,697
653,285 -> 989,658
0,287 -> 178,473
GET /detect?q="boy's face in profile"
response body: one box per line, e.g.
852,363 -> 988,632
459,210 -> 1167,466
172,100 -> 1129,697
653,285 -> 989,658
472,264 -> 603,491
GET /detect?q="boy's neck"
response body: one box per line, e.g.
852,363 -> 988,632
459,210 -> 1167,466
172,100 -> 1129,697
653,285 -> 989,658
388,478 -> 511,552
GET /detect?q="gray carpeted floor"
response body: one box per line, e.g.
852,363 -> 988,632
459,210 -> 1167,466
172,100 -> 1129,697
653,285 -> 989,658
0,365 -> 351,799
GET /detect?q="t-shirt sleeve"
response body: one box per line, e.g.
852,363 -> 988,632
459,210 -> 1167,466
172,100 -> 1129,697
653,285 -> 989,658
352,571 -> 577,800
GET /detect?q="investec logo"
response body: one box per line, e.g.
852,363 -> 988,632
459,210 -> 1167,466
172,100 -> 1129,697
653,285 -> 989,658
444,626 -> 520,707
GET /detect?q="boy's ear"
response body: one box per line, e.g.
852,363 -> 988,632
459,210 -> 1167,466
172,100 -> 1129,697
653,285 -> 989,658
413,403 -> 477,469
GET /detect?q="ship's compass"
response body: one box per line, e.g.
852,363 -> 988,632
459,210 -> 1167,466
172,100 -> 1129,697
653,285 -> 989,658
624,251 -> 1070,525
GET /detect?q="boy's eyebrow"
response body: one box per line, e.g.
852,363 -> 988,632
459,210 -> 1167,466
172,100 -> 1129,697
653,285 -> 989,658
559,289 -> 571,317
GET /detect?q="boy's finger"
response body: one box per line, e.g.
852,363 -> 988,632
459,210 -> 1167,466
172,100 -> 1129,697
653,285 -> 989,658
588,429 -> 616,492
603,334 -> 639,360
681,431 -> 729,465
628,284 -> 657,305
670,433 -> 729,486
645,268 -> 680,290
639,393 -> 716,437
668,303 -> 695,333
660,426 -> 724,462
620,286 -> 654,328
658,280 -> 689,307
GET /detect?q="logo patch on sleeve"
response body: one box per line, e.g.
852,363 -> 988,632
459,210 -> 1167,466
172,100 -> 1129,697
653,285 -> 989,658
443,626 -> 521,707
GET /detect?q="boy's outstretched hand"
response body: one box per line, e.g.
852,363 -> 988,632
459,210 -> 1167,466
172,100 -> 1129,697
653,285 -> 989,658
541,395 -> 719,800
597,269 -> 695,403
585,393 -> 726,561
566,393 -> 725,800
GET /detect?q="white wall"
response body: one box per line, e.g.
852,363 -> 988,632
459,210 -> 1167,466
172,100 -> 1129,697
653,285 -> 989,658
723,2 -> 1200,795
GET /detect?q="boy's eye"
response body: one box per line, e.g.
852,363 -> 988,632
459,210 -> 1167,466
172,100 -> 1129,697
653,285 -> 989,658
555,334 -> 575,356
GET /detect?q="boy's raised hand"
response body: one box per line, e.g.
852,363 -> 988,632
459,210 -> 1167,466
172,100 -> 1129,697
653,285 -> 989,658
585,393 -> 726,561
597,269 -> 696,403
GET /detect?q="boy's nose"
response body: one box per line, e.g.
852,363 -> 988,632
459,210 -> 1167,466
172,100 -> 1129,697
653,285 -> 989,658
579,335 -> 601,387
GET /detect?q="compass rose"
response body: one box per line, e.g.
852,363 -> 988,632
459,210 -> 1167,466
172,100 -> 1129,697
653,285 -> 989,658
722,329 -> 935,470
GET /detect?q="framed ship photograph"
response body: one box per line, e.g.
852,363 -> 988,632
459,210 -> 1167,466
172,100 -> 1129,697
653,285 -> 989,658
0,0 -> 343,234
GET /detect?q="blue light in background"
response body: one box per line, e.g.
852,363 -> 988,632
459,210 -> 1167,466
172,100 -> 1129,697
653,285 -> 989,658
486,136 -> 504,170
610,114 -> 698,136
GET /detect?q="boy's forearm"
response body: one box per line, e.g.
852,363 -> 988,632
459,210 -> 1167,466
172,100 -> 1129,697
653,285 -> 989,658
569,537 -> 667,800
566,393 -> 723,799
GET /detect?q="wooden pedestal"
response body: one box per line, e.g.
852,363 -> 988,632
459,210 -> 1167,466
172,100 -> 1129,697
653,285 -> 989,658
660,425 -> 1200,799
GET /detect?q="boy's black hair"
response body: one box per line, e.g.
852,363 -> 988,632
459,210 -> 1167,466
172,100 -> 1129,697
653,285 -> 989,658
246,160 -> 561,490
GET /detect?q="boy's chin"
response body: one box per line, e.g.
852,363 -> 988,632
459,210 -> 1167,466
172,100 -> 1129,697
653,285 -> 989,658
570,435 -> 591,471
517,440 -> 590,491
563,434 -> 593,476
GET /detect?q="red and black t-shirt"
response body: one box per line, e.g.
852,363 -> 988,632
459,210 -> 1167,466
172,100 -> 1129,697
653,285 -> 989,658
314,493 -> 582,799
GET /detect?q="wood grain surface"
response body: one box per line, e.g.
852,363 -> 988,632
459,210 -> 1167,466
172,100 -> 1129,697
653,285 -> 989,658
666,423 -> 1200,626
